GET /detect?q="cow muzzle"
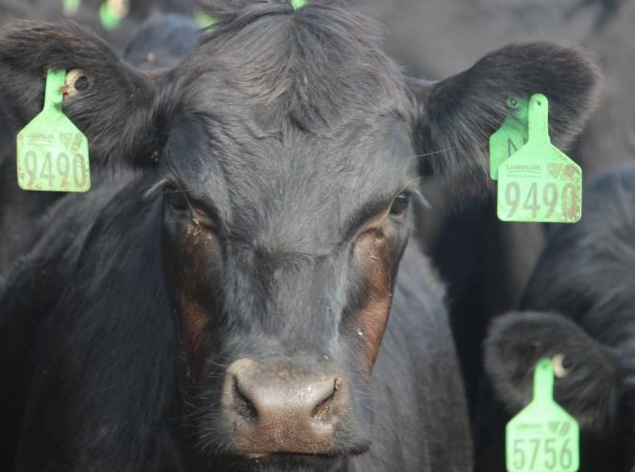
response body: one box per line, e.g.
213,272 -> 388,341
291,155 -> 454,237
222,358 -> 351,455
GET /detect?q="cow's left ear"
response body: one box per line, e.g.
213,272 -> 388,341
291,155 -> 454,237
408,42 -> 602,187
0,20 -> 167,167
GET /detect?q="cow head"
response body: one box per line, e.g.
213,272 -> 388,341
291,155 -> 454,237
0,1 -> 600,469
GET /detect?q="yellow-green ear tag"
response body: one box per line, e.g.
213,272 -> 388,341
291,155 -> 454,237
497,94 -> 582,223
489,97 -> 528,180
16,69 -> 90,192
62,0 -> 81,16
99,0 -> 128,31
506,359 -> 580,472
194,11 -> 218,28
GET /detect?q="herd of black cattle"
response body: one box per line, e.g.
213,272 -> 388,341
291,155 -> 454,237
0,0 -> 634,471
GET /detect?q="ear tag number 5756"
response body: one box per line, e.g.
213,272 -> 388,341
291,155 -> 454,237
16,69 -> 90,192
506,359 -> 580,472
497,94 -> 582,223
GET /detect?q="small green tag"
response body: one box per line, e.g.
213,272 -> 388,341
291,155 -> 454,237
506,359 -> 580,472
291,0 -> 308,9
16,69 -> 90,193
99,1 -> 124,31
194,11 -> 218,28
62,0 -> 82,16
497,94 -> 582,223
489,97 -> 528,180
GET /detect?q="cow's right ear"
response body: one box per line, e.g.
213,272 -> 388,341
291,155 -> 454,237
484,310 -> 619,431
0,20 -> 164,167
406,42 -> 602,192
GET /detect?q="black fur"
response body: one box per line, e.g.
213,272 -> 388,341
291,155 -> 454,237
0,1 -> 602,470
0,14 -> 200,274
477,165 -> 635,471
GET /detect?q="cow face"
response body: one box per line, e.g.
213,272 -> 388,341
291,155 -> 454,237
0,1 -> 600,469
158,8 -> 418,459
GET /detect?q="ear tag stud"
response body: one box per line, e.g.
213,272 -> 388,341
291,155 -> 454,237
497,94 -> 582,223
506,358 -> 580,472
489,97 -> 528,180
16,69 -> 90,192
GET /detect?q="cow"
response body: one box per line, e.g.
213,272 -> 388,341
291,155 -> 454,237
0,0 -> 600,470
358,0 -> 635,416
477,165 -> 635,471
122,13 -> 200,70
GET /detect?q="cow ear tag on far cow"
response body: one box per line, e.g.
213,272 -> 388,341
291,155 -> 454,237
489,96 -> 528,180
16,69 -> 90,192
99,0 -> 129,31
62,0 -> 81,16
506,358 -> 580,472
497,94 -> 582,223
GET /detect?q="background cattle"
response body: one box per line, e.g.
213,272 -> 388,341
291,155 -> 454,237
356,0 -> 635,417
478,165 -> 635,471
0,0 -> 600,470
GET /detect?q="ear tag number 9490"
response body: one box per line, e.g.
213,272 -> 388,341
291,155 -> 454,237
16,69 -> 90,192
506,358 -> 580,472
497,94 -> 582,223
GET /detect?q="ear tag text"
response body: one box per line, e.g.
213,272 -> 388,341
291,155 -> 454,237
489,97 -> 528,180
497,94 -> 582,223
506,358 -> 580,472
16,69 -> 90,192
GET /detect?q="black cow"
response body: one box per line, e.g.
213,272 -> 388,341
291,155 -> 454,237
0,1 -> 600,470
123,13 -> 200,70
357,0 -> 635,416
477,165 -> 635,471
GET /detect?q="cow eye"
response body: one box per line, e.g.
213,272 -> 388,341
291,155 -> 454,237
164,186 -> 189,211
389,193 -> 411,216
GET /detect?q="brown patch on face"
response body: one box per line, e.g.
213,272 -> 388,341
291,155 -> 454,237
166,220 -> 223,382
353,226 -> 397,369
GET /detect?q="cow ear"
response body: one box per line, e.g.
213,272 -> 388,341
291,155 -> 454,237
408,42 -> 602,190
484,310 -> 619,431
0,20 -> 165,167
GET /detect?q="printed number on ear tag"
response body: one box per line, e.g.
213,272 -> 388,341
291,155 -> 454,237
497,94 -> 582,223
506,359 -> 580,472
489,97 -> 528,180
16,69 -> 90,193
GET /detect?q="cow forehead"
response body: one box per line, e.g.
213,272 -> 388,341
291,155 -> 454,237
165,114 -> 416,251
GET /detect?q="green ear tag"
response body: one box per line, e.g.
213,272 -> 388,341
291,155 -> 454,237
16,69 -> 90,193
99,1 -> 125,31
291,0 -> 308,9
489,97 -> 528,180
506,359 -> 580,472
62,0 -> 82,16
497,94 -> 582,223
194,11 -> 218,28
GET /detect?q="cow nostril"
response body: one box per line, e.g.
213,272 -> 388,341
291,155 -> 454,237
311,377 -> 341,421
233,376 -> 259,422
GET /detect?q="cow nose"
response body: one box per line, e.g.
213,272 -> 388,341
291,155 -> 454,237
222,358 -> 350,455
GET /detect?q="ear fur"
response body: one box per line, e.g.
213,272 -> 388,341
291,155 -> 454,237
409,42 -> 602,189
0,20 -> 166,166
